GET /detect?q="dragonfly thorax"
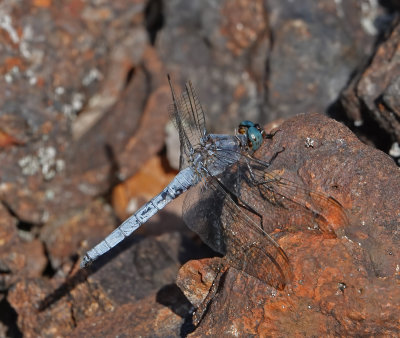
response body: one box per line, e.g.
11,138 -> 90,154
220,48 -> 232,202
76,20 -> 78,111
188,133 -> 247,181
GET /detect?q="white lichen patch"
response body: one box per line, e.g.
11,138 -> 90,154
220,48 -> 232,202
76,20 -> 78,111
82,68 -> 103,86
4,66 -> 21,83
18,155 -> 40,176
62,92 -> 86,119
0,13 -> 19,44
18,146 -> 65,180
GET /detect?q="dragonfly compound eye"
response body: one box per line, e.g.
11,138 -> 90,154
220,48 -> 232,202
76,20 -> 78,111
238,120 -> 256,135
247,126 -> 263,151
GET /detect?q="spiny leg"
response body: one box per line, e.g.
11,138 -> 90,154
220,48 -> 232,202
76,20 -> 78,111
244,146 -> 285,186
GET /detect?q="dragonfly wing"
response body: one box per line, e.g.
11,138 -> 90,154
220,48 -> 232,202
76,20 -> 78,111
183,146 -> 349,289
234,153 -> 349,235
182,177 -> 228,254
182,164 -> 291,289
207,173 -> 291,290
168,77 -> 207,170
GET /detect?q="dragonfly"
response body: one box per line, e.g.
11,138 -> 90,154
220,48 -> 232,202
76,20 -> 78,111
80,75 -> 347,291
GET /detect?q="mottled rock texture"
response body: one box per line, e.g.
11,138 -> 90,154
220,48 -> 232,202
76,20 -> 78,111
0,0 -> 399,336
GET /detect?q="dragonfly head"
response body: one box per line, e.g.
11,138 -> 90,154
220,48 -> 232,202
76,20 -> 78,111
238,120 -> 264,151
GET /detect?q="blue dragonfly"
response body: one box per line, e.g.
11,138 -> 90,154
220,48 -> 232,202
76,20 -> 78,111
81,75 -> 347,291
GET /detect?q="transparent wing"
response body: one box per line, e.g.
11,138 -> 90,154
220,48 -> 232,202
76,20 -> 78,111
180,81 -> 206,144
182,179 -> 227,254
204,145 -> 348,235
168,76 -> 206,169
182,146 -> 348,288
182,173 -> 291,290
232,152 -> 349,235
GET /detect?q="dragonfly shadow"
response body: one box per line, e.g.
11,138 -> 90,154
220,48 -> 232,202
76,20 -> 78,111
156,284 -> 196,336
141,211 -> 187,237
37,234 -> 145,312
37,225 -> 216,313
182,184 -> 228,255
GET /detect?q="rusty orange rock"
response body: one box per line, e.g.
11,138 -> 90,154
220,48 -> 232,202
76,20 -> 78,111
179,113 -> 400,336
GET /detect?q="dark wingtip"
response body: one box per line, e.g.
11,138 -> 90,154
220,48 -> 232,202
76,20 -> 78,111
167,74 -> 172,88
167,74 -> 178,104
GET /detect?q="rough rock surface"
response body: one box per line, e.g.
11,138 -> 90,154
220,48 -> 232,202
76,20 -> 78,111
0,0 -> 169,228
0,203 -> 46,292
341,19 -> 400,150
8,232 -> 206,337
177,113 -> 400,336
157,0 -> 391,132
0,0 -> 399,336
68,289 -> 192,337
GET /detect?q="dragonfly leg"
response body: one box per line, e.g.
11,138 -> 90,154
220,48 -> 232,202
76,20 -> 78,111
240,151 -> 286,212
268,146 -> 285,163
263,128 -> 281,139
243,146 -> 285,186
215,176 -> 266,231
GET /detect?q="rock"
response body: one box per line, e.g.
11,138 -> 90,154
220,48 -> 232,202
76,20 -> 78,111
157,0 -> 393,132
69,293 -> 188,337
11,232 -> 208,337
1,1 -> 399,336
85,232 -> 209,307
0,0 -> 164,225
40,199 -> 116,270
265,0 -> 390,121
341,20 -> 400,146
0,203 -> 46,291
176,258 -> 221,308
157,0 -> 271,131
8,276 -> 115,337
0,2 -> 175,334
8,278 -> 77,337
67,48 -> 170,196
178,113 -> 400,336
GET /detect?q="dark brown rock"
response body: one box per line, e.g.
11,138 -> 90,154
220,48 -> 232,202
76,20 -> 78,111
69,294 -> 186,338
178,113 -> 400,336
84,231 -> 209,308
66,46 -> 170,193
157,0 -> 271,131
265,0 -> 390,122
1,1 -> 399,336
0,203 -> 46,291
12,232 -> 204,337
157,0 -> 393,133
8,276 -> 115,337
0,2 -> 176,335
0,0 -> 163,226
40,199 -> 115,269
8,278 -> 76,337
341,20 -> 400,144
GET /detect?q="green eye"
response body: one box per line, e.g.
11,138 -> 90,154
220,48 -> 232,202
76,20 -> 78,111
247,126 -> 262,150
